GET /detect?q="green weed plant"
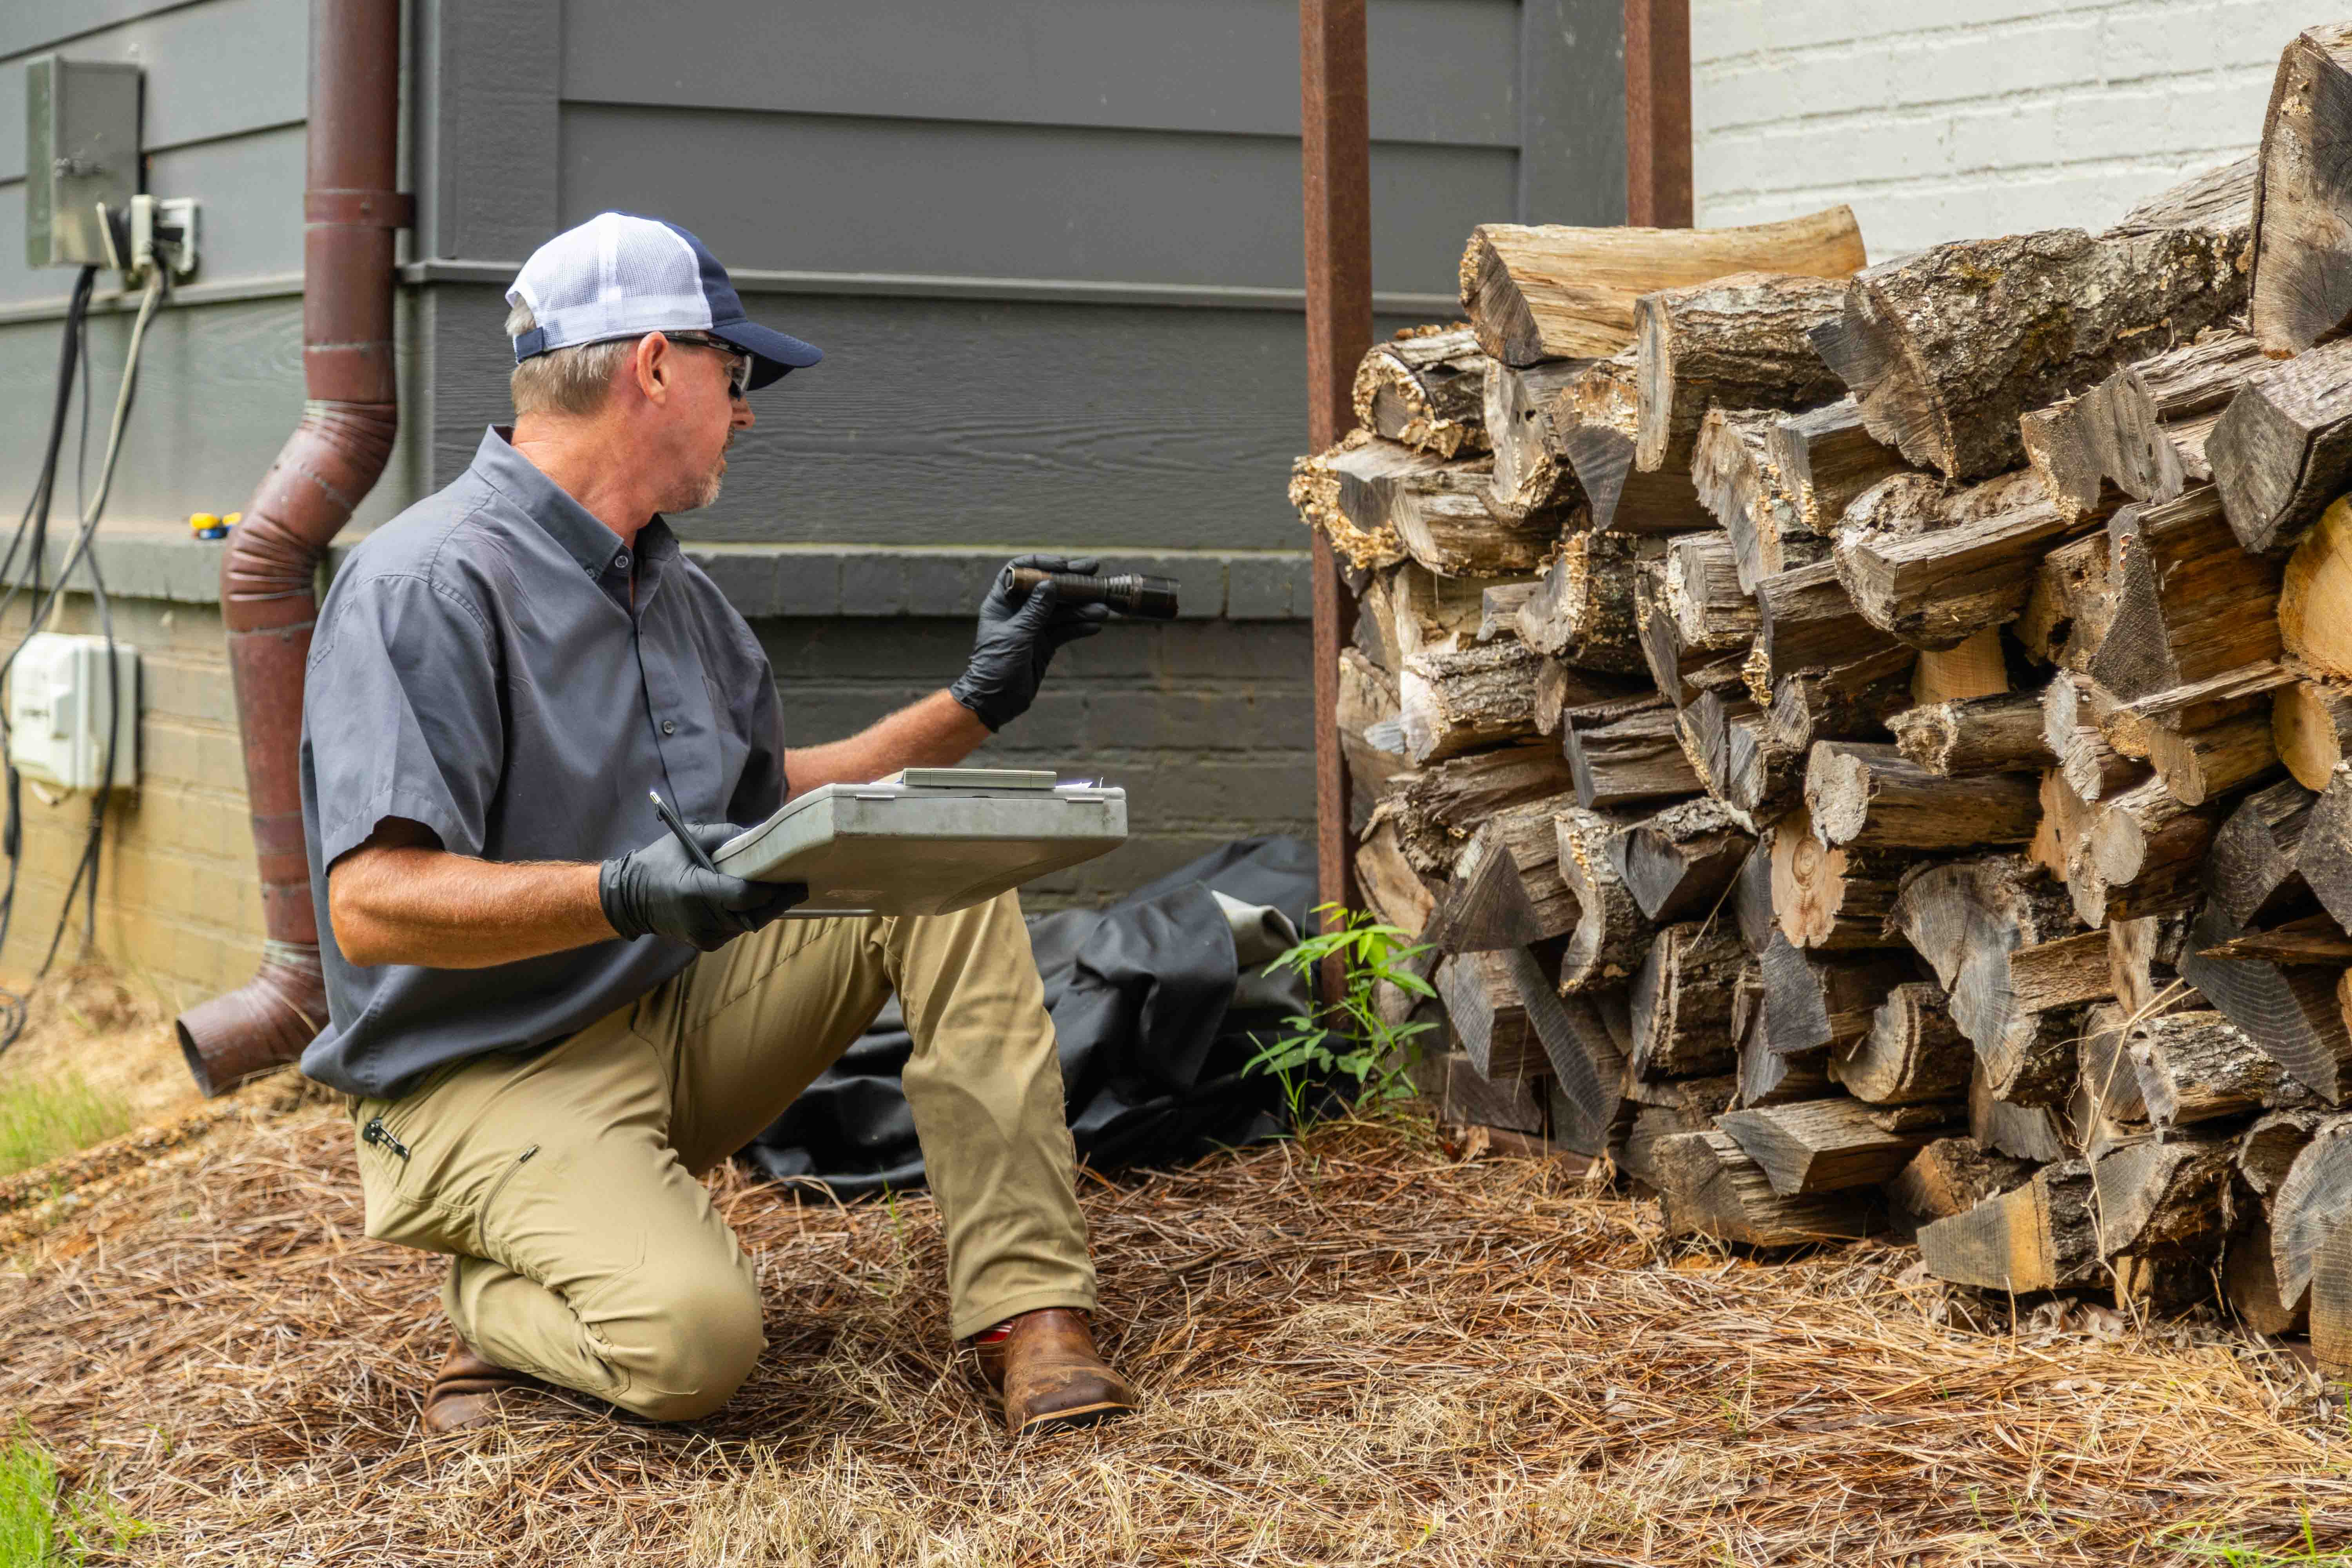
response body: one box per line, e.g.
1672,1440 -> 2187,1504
1246,903 -> 1437,1125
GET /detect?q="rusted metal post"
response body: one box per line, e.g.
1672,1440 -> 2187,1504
1300,0 -> 1372,953
1624,0 -> 1693,227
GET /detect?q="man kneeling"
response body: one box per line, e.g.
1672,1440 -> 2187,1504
301,213 -> 1137,1437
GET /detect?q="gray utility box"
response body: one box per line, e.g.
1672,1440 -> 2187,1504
26,56 -> 142,269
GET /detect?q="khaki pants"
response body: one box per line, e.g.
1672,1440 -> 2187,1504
347,890 -> 1096,1422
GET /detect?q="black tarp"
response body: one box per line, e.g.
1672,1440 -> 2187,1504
735,836 -> 1317,1195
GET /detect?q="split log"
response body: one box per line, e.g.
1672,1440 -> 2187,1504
2242,1107 -> 2328,1201
1887,1136 -> 2035,1230
1352,327 -> 1489,457
1738,978 -> 1832,1109
2091,1133 -> 2233,1258
1633,271 -> 1848,475
2248,24 -> 2352,355
2022,328 -> 2263,520
1610,797 -> 1752,923
1806,742 -> 2042,850
1628,920 -> 1750,1079
1383,454 -> 1575,578
1563,695 -> 1702,808
1892,857 -> 2109,1084
2227,1211 -> 2307,1335
1916,1160 -> 2102,1292
2112,152 -> 2257,238
1419,798 -> 1581,953
1653,1128 -> 1875,1246
1661,530 -> 1758,650
1507,953 -> 1625,1154
1833,478 -> 2099,651
1634,564 -> 1750,710
2090,487 -> 2283,702
1909,629 -> 2011,706
1759,935 -> 1912,1058
1973,1057 -> 2072,1164
1620,1076 -> 1738,1191
2032,767 -> 2098,886
2211,340 -> 2352,556
2274,677 -> 2352,790
1770,804 -> 1909,950
2203,775 -> 2315,929
2299,764 -> 2352,934
1357,559 -> 1499,670
1891,689 -> 2050,775
1337,648 -> 1412,805
2108,911 -> 2196,1020
1289,431 -> 1411,571
1548,354 -> 1715,535
2281,499 -> 2352,686
1458,207 -> 1867,366
1483,359 -> 1588,515
2268,1113 -> 2352,1311
1812,220 -> 2247,481
1390,740 -> 1579,877
1513,532 -> 1646,674
1691,407 -> 1825,593
1554,806 -> 1653,993
2016,530 -> 2115,671
2076,1002 -> 2150,1140
1833,982 -> 1973,1105
2075,773 -> 2226,925
1435,949 -> 1548,1082
2174,900 -> 2352,1103
1718,1098 -> 1945,1196
1735,825 -> 1778,955
1396,639 -> 1546,763
1748,558 -> 1912,699
1355,813 -> 1438,936
1478,581 -> 1539,641
1768,397 -> 1910,536
1675,693 -> 1789,828
1436,1051 -> 1546,1135
2196,912 -> 2352,964
2129,1009 -> 2297,1129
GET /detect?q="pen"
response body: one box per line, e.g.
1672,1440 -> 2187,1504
648,789 -> 720,872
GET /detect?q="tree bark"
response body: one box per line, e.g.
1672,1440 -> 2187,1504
1635,272 -> 1849,475
1483,358 -> 1589,517
1833,479 -> 2101,651
2248,24 -> 2352,355
1352,326 -> 1490,458
1513,531 -> 1647,674
1891,689 -> 2051,775
1807,742 -> 2042,850
1396,638 -> 1546,763
1390,740 -> 1580,877
1813,221 -> 2248,481
2129,1008 -> 2298,1129
1887,1135 -> 2035,1231
1628,918 -> 1750,1079
1563,694 -> 1702,809
2016,530 -> 2115,671
1459,207 -> 1867,366
1661,530 -> 1758,649
1749,558 -> 1913,697
1635,562 -> 1750,711
1554,805 -> 1654,993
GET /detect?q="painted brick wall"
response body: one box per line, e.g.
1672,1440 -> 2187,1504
0,593 -> 1311,1010
1692,1 -> 2347,260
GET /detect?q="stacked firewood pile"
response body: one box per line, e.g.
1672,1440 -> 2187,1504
1298,22 -> 2352,1357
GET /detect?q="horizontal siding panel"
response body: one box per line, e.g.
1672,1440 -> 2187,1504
425,283 -> 1427,551
0,0 -> 306,180
0,0 -> 195,60
0,123 -> 305,305
560,0 -> 1522,147
558,104 -> 1512,297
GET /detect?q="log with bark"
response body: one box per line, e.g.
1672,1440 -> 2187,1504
2073,772 -> 2228,926
1484,358 -> 1589,516
1891,689 -> 2051,775
2248,24 -> 2352,355
1352,326 -> 1490,457
2210,339 -> 2352,557
1661,530 -> 1759,650
1356,812 -> 1438,936
1758,936 -> 1914,1058
1356,559 -> 1499,670
1390,740 -> 1580,876
2016,530 -> 2115,671
1812,211 -> 2248,481
1563,694 -> 1702,809
1887,1136 -> 2036,1230
1547,353 -> 1717,535
1635,564 -> 1752,710
2022,327 -> 2263,520
1692,407 -> 1824,592
1620,1074 -> 1739,1191
1513,532 -> 1648,674
1435,949 -> 1548,1082
2092,1132 -> 2234,1259
1771,804 -> 1911,949
1635,272 -> 1849,476
1916,1160 -> 2102,1292
2089,487 -> 2283,703
1610,796 -> 1753,923
1419,797 -> 1581,953
2128,1008 -> 2301,1129
1748,557 -> 1913,698
1554,805 -> 1654,993
1973,1056 -> 2073,1164
1337,647 -> 1412,806
1628,919 -> 1751,1079
1718,1097 -> 1949,1196
1833,473 -> 2103,651
2174,900 -> 2352,1104
1653,1128 -> 1876,1245
1806,742 -> 2043,850
1458,207 -> 1867,366
1833,981 -> 1974,1105
1290,430 -> 1415,571
1396,638 -> 1547,763
1768,397 -> 1912,536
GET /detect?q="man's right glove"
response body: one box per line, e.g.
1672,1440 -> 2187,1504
599,822 -> 806,951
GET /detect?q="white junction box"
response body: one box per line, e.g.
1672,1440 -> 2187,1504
8,633 -> 139,791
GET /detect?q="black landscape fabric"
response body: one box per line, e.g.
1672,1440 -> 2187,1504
735,836 -> 1317,1194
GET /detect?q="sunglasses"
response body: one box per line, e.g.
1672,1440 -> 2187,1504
663,332 -> 751,399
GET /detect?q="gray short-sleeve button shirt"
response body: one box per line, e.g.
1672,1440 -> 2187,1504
297,427 -> 788,1099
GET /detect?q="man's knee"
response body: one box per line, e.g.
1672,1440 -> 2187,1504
610,1265 -> 766,1423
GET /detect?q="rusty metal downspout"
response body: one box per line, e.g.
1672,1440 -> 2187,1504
176,0 -> 407,1094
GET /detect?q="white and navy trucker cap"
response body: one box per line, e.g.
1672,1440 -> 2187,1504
506,212 -> 822,391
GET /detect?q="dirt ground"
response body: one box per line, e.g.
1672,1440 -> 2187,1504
0,964 -> 209,1131
5,1080 -> 2352,1567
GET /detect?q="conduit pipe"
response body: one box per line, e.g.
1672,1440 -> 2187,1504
178,0 -> 407,1094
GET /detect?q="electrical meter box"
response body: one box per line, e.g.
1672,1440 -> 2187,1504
25,56 -> 142,269
7,634 -> 139,792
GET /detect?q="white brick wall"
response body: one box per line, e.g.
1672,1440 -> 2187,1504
1693,1 -> 2348,260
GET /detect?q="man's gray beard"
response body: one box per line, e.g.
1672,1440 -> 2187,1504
668,463 -> 725,514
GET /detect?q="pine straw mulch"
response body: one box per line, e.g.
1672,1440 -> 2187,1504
5,1101 -> 2352,1566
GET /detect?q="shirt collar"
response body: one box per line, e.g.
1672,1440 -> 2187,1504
469,425 -> 677,585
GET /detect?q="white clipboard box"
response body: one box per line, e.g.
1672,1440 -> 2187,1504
711,768 -> 1126,917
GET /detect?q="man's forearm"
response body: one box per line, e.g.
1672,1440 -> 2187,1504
783,688 -> 989,798
331,843 -> 613,969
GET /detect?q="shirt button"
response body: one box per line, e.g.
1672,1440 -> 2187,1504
613,550 -> 631,570
661,719 -> 677,736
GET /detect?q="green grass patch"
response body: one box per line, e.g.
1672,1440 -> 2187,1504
2168,1519 -> 2352,1565
0,1072 -> 132,1181
0,1429 -> 149,1566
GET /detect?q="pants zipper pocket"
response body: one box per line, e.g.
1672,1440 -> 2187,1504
482,1145 -> 540,1212
361,1116 -> 411,1161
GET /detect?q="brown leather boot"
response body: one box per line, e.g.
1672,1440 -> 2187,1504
968,1308 -> 1140,1437
421,1339 -> 551,1434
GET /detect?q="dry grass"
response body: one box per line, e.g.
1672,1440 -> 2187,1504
4,1097 -> 2352,1565
0,963 -> 203,1131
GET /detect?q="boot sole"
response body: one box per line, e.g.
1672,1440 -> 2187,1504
1013,1399 -> 1136,1438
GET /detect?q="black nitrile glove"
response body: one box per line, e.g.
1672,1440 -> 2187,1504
948,554 -> 1113,731
599,822 -> 806,951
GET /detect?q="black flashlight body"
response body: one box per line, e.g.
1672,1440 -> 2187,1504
1003,566 -> 1180,619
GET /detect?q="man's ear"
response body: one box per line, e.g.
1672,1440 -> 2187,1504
631,332 -> 673,407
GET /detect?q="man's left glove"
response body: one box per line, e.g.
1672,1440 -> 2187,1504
599,822 -> 806,951
948,554 -> 1113,731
